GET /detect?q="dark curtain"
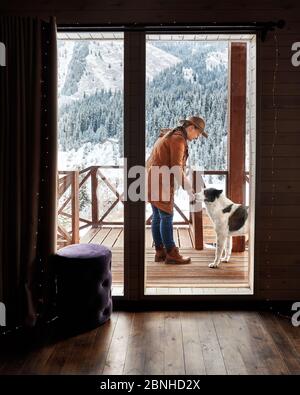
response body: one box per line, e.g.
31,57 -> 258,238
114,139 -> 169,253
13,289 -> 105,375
0,16 -> 57,332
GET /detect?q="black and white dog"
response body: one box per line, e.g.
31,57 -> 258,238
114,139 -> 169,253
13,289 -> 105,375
196,188 -> 249,268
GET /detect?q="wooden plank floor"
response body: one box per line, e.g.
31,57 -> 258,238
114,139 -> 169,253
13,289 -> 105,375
80,211 -> 249,288
1,311 -> 299,375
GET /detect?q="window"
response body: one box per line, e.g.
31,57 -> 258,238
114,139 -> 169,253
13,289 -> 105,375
57,32 -> 124,296
144,34 -> 256,295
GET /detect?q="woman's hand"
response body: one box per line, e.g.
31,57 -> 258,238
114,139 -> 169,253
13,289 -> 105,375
187,188 -> 196,204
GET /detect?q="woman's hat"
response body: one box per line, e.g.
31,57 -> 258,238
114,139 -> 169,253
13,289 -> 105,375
179,116 -> 208,138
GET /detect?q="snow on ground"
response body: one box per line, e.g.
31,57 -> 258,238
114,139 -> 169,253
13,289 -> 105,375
58,41 -> 75,95
78,41 -> 123,95
146,43 -> 181,83
58,40 -> 181,103
58,140 -> 119,170
182,67 -> 194,83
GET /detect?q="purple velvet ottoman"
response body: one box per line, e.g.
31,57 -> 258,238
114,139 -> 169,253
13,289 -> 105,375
51,243 -> 112,330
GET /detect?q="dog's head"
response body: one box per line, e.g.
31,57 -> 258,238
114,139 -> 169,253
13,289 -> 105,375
196,188 -> 223,204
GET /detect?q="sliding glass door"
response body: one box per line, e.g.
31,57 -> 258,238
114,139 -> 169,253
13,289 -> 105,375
144,34 -> 256,296
57,32 -> 125,296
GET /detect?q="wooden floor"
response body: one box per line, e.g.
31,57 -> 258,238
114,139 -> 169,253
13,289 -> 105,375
1,311 -> 299,375
80,210 -> 249,288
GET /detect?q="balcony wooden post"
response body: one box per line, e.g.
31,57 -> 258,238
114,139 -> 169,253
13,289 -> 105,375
71,170 -> 80,244
228,42 -> 247,252
91,166 -> 99,227
190,170 -> 204,250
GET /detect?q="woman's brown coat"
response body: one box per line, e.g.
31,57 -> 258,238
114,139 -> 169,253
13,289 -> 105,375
146,129 -> 188,214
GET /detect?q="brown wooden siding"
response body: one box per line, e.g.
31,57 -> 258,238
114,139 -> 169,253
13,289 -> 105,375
1,0 -> 300,300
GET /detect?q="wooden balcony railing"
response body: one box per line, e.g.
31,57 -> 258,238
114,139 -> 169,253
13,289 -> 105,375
57,165 -> 124,247
57,166 -> 249,250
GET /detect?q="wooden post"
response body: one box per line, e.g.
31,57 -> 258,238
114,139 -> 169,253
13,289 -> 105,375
228,43 -> 247,252
124,31 -> 146,299
71,171 -> 80,244
91,166 -> 99,227
190,170 -> 204,250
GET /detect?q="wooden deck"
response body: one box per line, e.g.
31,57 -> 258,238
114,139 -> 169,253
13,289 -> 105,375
80,210 -> 249,289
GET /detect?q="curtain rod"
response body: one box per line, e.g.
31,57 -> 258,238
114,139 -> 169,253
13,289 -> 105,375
57,20 -> 285,41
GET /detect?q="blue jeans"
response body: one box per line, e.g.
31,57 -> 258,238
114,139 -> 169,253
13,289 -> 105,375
151,204 -> 175,251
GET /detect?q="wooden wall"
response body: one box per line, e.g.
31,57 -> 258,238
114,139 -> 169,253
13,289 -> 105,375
1,0 -> 300,300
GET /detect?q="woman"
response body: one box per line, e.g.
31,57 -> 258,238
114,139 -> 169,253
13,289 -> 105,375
147,115 -> 208,264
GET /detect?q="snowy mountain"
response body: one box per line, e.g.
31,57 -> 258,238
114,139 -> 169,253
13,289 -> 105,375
205,51 -> 228,71
58,41 -> 229,167
58,41 -> 181,104
145,43 -> 181,82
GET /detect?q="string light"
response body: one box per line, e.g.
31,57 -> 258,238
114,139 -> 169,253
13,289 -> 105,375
264,32 -> 279,255
263,33 -> 292,321
34,20 -> 52,326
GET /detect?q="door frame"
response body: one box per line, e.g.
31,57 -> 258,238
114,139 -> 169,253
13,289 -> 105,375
141,32 -> 257,298
57,24 -> 262,303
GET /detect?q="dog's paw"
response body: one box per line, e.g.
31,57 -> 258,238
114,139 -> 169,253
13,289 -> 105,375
208,262 -> 219,268
221,257 -> 230,263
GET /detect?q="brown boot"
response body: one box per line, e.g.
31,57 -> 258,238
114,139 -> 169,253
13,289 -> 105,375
165,246 -> 191,264
154,245 -> 167,262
